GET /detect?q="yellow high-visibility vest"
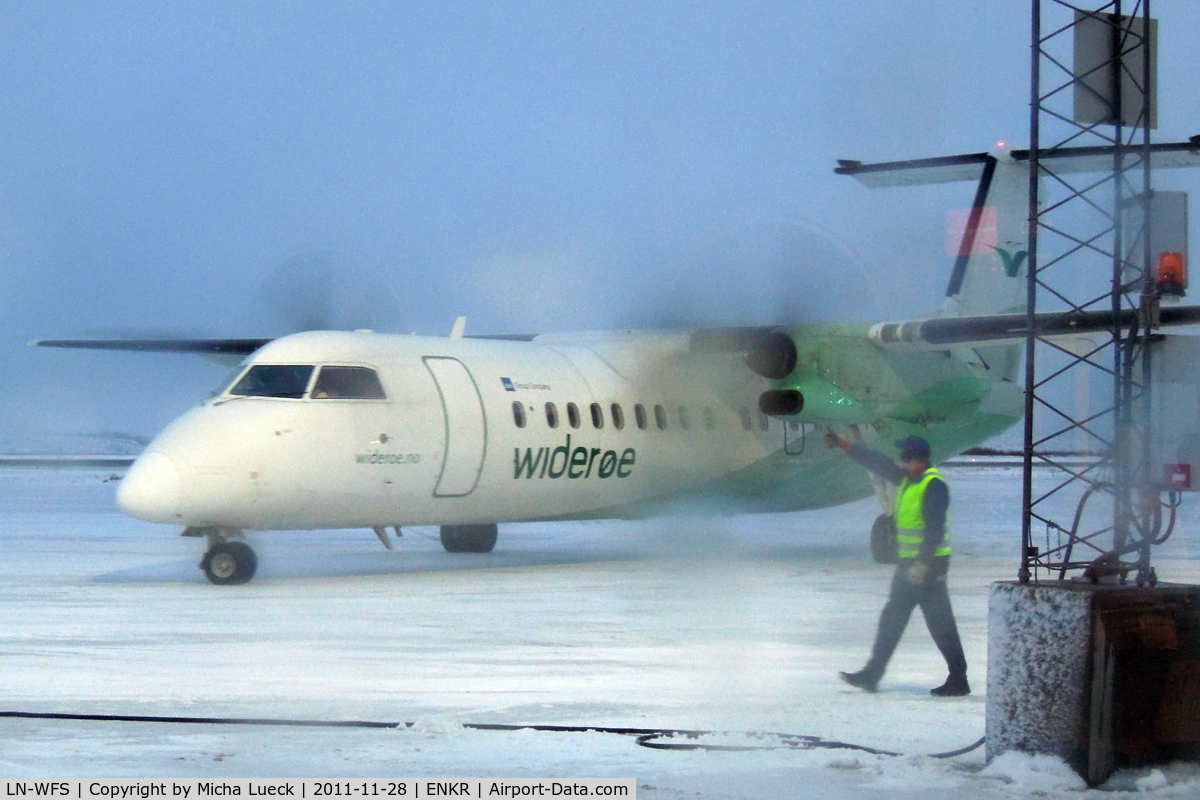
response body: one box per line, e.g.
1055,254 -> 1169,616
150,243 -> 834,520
894,467 -> 950,559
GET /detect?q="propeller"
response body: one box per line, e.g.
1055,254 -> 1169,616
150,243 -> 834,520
644,222 -> 882,413
253,249 -> 404,334
629,221 -> 880,330
36,249 -> 406,362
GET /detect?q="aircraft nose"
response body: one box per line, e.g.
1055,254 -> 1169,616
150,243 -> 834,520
117,451 -> 183,523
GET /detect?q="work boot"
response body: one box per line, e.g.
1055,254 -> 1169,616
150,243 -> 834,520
930,675 -> 971,697
839,670 -> 879,693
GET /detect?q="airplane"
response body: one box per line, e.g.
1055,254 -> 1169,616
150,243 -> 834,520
37,139 -> 1200,584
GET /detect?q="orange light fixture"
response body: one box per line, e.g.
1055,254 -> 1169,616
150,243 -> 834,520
1156,251 -> 1187,296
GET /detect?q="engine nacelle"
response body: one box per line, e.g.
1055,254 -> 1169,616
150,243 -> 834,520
744,330 -> 797,380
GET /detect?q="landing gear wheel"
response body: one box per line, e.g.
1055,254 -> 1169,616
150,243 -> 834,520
870,514 -> 899,564
440,524 -> 498,553
201,541 -> 258,585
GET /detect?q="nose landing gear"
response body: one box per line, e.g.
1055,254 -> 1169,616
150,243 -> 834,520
187,527 -> 258,585
201,541 -> 257,584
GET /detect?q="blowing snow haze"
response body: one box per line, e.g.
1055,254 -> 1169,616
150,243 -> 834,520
4,2 -> 1200,451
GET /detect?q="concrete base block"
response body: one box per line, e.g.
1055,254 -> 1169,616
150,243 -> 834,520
987,581 -> 1200,785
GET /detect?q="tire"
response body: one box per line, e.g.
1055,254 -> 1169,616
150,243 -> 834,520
201,541 -> 258,585
440,524 -> 498,554
870,514 -> 899,564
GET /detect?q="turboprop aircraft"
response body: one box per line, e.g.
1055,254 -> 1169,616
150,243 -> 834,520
38,140 -> 1200,584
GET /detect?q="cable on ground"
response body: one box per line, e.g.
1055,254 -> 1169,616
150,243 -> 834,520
0,709 -> 984,758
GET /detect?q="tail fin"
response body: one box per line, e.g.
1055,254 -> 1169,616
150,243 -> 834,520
836,143 -> 1033,321
836,138 -> 1200,319
836,144 -> 1032,381
837,138 -> 1200,381
940,152 -> 1032,319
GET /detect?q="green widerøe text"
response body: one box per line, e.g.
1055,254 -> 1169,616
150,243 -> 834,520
514,435 -> 635,480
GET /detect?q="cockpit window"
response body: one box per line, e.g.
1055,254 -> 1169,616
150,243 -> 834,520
311,366 -> 387,399
229,365 -> 314,399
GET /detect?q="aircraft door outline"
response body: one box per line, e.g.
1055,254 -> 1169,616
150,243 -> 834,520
422,356 -> 488,497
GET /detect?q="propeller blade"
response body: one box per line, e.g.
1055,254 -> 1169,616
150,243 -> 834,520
629,221 -> 878,329
254,250 -> 403,333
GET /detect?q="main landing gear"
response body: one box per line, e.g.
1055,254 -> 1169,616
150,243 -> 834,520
187,527 -> 258,585
439,523 -> 498,553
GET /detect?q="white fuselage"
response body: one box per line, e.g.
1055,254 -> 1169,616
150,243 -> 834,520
117,330 -> 803,531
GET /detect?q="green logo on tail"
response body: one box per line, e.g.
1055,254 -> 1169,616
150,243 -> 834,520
996,248 -> 1028,278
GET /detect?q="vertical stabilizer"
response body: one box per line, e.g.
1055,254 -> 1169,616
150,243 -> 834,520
835,143 -> 1037,382
941,149 -> 1034,320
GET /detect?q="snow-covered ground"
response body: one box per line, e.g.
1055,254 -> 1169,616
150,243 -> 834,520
2,464 -> 1200,797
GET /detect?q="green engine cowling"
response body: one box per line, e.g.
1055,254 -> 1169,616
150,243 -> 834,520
744,322 -> 1021,462
745,327 -> 878,425
759,366 -> 876,424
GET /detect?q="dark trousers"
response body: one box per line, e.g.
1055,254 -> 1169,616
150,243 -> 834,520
862,563 -> 968,681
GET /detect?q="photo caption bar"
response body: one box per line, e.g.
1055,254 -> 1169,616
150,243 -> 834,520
0,781 -> 635,799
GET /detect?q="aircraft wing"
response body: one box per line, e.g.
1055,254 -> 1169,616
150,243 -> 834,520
836,137 -> 1200,187
32,333 -> 541,353
33,338 -> 274,355
867,304 -> 1200,351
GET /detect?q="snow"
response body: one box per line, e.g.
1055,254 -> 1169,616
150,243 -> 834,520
979,751 -> 1087,792
1,464 -> 1200,798
1137,769 -> 1169,792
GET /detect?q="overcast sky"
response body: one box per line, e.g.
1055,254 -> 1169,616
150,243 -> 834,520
4,1 -> 1200,447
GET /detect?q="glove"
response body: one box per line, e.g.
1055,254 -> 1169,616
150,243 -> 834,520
904,562 -> 930,586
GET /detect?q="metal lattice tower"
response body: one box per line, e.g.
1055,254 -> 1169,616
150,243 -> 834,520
1021,1 -> 1160,585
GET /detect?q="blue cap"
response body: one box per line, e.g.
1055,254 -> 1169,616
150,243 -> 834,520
895,436 -> 931,461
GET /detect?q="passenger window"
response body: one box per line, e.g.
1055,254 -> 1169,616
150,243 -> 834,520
567,402 -> 581,429
739,406 -> 752,431
703,407 -> 716,430
590,402 -> 604,429
788,421 -> 800,432
678,406 -> 690,430
230,365 -> 314,399
654,404 -> 667,430
611,403 -> 625,430
758,411 -> 769,431
310,366 -> 386,399
634,404 -> 647,430
513,401 -> 526,428
545,402 -> 559,429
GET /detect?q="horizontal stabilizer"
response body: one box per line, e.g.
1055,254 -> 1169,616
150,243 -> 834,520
836,152 -> 992,187
837,137 -> 1200,187
868,305 -> 1200,351
33,338 -> 273,355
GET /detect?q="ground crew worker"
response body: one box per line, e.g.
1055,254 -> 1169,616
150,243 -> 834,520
824,432 -> 970,697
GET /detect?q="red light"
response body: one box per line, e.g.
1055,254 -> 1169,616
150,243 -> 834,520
1166,464 -> 1191,490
